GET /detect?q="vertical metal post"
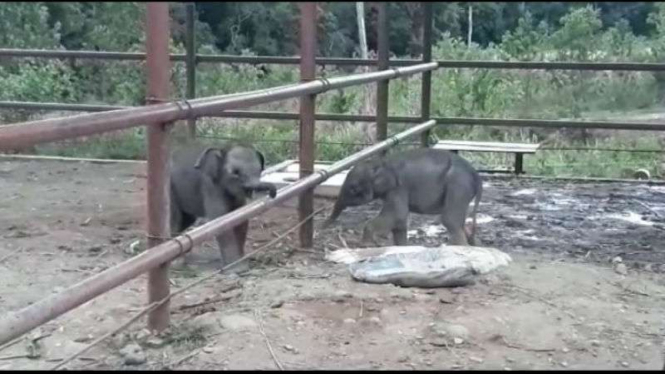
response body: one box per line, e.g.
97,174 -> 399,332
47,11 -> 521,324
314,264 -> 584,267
146,2 -> 172,332
185,3 -> 197,139
298,2 -> 317,249
376,2 -> 389,142
420,2 -> 433,147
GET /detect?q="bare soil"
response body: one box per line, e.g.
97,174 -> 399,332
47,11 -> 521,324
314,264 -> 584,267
0,158 -> 664,370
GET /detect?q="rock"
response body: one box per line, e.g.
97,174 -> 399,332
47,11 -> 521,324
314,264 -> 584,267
560,361 -> 568,368
333,290 -> 352,303
590,340 -> 601,347
283,344 -> 299,354
190,314 -> 220,331
110,333 -> 130,350
220,315 -> 257,331
270,300 -> 284,309
202,346 -> 214,354
453,337 -> 464,345
439,294 -> 455,304
144,337 -> 166,349
368,316 -> 382,325
470,356 -> 484,363
562,347 -> 569,353
612,256 -> 623,264
119,343 -> 146,366
615,263 -> 628,275
73,334 -> 94,343
621,361 -> 630,368
343,318 -> 357,325
432,323 -> 469,340
134,329 -> 152,343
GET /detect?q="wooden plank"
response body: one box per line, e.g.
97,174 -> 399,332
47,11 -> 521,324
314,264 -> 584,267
435,140 -> 540,149
260,160 -> 346,198
433,144 -> 538,154
433,141 -> 539,153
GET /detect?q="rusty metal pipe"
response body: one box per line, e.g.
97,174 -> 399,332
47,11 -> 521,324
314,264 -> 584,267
0,119 -> 436,346
5,103 -> 665,133
298,2 -> 317,249
145,2 -> 172,332
0,62 -> 437,151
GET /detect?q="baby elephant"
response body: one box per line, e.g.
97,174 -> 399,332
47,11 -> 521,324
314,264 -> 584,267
322,148 -> 482,246
169,144 -> 277,270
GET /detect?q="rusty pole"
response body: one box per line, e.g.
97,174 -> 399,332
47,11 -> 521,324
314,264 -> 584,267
185,3 -> 197,139
376,3 -> 389,143
0,119 -> 437,347
0,62 -> 438,152
419,2 -> 433,147
298,2 -> 317,249
145,2 -> 172,332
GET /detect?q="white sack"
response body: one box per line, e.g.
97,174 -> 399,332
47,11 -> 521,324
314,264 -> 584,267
325,245 -> 512,288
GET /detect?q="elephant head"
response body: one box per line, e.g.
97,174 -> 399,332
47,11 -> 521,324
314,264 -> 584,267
322,158 -> 398,228
194,146 -> 277,198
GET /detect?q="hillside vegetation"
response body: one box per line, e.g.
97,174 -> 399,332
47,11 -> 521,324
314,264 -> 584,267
1,3 -> 665,178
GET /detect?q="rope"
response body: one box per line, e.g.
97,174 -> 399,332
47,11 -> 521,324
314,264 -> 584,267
51,203 -> 333,371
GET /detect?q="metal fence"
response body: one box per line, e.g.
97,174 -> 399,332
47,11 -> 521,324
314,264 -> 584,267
0,2 -> 442,348
1,1 -> 665,352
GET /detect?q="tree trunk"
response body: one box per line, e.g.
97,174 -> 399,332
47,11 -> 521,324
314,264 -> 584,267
467,5 -> 473,48
356,2 -> 375,143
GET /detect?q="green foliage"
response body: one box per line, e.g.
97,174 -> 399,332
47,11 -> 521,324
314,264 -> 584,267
3,3 -> 665,179
0,2 -> 60,49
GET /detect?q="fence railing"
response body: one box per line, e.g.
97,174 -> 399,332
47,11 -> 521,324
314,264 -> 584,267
2,1 -> 665,351
0,2 -> 440,346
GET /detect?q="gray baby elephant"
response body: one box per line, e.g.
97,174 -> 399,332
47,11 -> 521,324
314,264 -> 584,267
169,144 -> 277,270
322,148 -> 483,246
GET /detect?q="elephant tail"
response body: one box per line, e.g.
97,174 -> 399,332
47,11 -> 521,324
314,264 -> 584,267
468,173 -> 483,245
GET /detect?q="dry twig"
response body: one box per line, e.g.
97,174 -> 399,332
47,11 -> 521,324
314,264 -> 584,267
255,309 -> 283,371
0,247 -> 24,264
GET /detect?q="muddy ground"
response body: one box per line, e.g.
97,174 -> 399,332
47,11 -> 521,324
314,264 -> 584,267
0,158 -> 664,370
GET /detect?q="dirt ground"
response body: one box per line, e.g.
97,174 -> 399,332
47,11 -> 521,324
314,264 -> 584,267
1,158 -> 665,370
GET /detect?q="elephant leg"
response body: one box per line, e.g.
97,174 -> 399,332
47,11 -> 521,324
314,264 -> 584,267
170,196 -> 192,268
362,192 -> 409,246
233,220 -> 249,256
204,205 -> 248,273
440,182 -> 474,246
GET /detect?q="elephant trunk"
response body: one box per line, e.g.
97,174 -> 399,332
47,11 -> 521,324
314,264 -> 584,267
321,198 -> 346,229
244,181 -> 278,198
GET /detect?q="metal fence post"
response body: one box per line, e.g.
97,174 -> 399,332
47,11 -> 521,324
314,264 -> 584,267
376,3 -> 389,143
420,2 -> 434,147
298,2 -> 317,249
185,3 -> 197,139
145,2 -> 172,332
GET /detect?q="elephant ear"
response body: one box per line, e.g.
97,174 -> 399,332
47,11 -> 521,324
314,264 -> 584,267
255,150 -> 266,171
194,147 -> 225,182
371,161 -> 398,196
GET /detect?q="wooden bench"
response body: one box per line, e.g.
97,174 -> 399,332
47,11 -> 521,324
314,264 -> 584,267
432,140 -> 541,175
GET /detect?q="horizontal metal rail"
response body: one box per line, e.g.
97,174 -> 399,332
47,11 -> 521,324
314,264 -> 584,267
3,103 -> 665,133
0,62 -> 438,151
1,48 -> 664,71
0,119 -> 437,346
